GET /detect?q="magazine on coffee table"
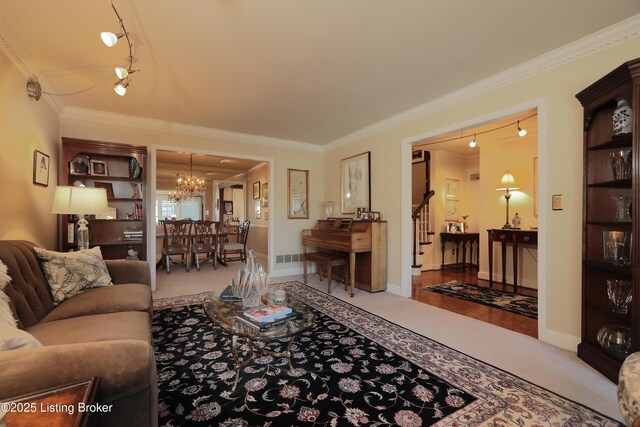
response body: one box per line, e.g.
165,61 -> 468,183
219,285 -> 242,302
235,310 -> 302,331
243,304 -> 292,323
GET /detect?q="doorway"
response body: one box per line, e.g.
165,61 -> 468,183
150,148 -> 271,292
409,109 -> 539,337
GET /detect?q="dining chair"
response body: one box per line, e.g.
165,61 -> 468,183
162,220 -> 192,273
192,220 -> 217,271
220,220 -> 250,264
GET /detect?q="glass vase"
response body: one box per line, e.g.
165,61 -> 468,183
613,196 -> 632,222
231,249 -> 269,308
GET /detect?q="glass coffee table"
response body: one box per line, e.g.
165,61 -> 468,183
203,291 -> 315,391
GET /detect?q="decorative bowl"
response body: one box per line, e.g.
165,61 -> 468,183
596,324 -> 631,359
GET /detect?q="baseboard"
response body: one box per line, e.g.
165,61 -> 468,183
386,283 -> 403,296
540,328 -> 580,353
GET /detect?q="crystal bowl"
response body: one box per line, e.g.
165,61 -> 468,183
597,324 -> 631,359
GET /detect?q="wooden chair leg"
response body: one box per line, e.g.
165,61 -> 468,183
327,264 -> 332,293
195,253 -> 200,271
165,255 -> 170,274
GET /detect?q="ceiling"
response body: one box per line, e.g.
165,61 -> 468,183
156,150 -> 263,181
1,1 -> 638,145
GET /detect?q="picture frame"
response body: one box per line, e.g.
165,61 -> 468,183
446,221 -> 465,233
90,160 -> 108,176
445,178 -> 459,200
255,202 -> 261,219
70,155 -> 90,175
94,182 -> 115,199
371,211 -> 381,221
253,181 -> 261,199
356,207 -> 366,220
341,151 -> 371,214
33,150 -> 50,187
445,200 -> 459,220
224,201 -> 233,215
95,207 -> 117,220
412,149 -> 425,163
287,169 -> 309,219
262,182 -> 269,207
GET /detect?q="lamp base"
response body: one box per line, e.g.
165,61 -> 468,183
77,216 -> 90,251
502,224 -> 514,229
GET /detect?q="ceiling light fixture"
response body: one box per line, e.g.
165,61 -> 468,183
517,121 -> 527,137
468,134 -> 477,148
168,154 -> 206,203
26,0 -> 139,101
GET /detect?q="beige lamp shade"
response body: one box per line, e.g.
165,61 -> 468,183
496,171 -> 520,191
52,186 -> 109,215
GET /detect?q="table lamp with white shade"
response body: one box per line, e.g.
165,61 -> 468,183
52,186 -> 109,250
496,171 -> 519,229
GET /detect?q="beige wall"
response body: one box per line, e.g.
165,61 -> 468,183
0,49 -> 60,248
325,37 -> 640,349
246,163 -> 269,263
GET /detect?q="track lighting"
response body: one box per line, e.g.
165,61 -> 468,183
517,121 -> 527,137
114,80 -> 129,96
100,31 -> 124,47
468,134 -> 477,148
115,67 -> 128,79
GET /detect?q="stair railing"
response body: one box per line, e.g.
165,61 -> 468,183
412,190 -> 435,268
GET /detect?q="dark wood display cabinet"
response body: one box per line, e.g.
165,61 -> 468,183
576,58 -> 640,382
58,138 -> 147,260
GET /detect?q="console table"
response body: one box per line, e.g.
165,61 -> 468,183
440,232 -> 480,270
487,228 -> 537,292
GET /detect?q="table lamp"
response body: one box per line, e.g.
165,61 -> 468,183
52,186 -> 109,250
496,171 -> 519,229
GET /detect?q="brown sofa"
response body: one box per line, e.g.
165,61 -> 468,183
0,240 -> 157,427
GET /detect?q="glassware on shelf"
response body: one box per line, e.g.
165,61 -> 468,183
606,279 -> 633,314
609,150 -> 632,180
597,324 -> 632,359
603,230 -> 631,266
613,196 -> 632,222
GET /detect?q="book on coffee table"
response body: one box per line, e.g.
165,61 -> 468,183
235,310 -> 302,331
243,304 -> 292,323
219,285 -> 242,302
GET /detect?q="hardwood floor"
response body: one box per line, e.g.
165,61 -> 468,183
411,268 -> 538,338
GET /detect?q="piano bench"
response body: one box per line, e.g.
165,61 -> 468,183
303,252 -> 349,294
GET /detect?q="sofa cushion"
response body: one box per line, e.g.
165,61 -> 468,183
0,241 -> 55,328
27,311 -> 151,346
40,284 -> 152,323
34,246 -> 114,305
0,323 -> 42,351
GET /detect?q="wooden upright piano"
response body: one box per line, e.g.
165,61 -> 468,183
302,218 -> 387,296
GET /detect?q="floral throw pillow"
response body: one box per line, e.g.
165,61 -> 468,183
34,246 -> 114,305
0,260 -> 17,327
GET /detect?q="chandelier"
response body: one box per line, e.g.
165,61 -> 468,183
168,154 -> 205,203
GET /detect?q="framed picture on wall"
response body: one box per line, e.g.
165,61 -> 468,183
445,178 -> 459,200
288,169 -> 309,219
341,151 -> 371,214
224,201 -> 233,215
255,202 -> 261,219
262,182 -> 269,207
33,150 -> 50,187
445,201 -> 459,220
253,181 -> 261,199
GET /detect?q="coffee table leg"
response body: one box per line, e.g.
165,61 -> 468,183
231,335 -> 242,391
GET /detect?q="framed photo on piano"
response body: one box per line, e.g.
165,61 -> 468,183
341,151 -> 371,214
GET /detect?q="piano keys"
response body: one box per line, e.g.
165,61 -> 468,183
302,218 -> 387,296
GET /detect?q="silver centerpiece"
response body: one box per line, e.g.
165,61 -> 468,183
231,249 -> 269,308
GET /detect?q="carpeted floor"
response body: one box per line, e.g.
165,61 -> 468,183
153,281 -> 618,426
423,281 -> 538,319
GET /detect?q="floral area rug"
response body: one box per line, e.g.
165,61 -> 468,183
153,281 -> 618,426
423,281 -> 538,319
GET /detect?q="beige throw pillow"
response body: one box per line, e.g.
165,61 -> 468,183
0,324 -> 41,351
0,260 -> 17,327
34,246 -> 114,305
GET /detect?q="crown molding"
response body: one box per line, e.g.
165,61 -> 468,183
0,16 -> 64,115
62,106 -> 323,153
325,14 -> 640,151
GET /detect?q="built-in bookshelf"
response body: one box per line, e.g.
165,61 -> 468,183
58,138 -> 147,260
